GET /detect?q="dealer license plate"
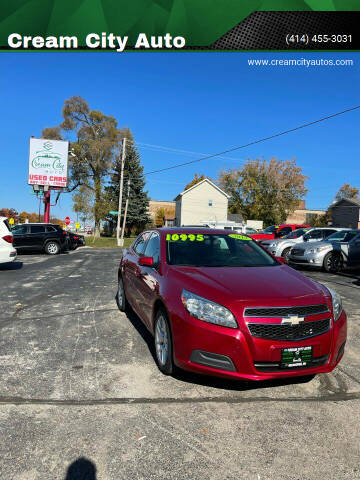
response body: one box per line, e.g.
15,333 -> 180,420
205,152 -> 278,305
281,346 -> 313,368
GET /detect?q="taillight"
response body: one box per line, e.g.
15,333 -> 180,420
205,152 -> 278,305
2,235 -> 13,244
74,236 -> 78,239
62,231 -> 67,235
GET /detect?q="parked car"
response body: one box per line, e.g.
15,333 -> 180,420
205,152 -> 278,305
262,227 -> 343,263
244,226 -> 259,235
0,217 -> 17,264
12,223 -> 69,255
249,224 -> 310,241
117,227 -> 346,380
68,232 -> 85,250
288,229 -> 356,272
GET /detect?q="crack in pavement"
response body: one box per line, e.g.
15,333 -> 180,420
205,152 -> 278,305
0,392 -> 359,405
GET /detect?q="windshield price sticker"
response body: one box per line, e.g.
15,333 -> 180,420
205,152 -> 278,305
166,233 -> 204,242
228,234 -> 252,241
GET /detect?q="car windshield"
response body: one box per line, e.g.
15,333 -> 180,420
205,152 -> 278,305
166,233 -> 278,267
326,230 -> 359,243
261,225 -> 277,234
284,228 -> 309,239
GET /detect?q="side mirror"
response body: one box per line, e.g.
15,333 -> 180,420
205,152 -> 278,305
303,235 -> 309,242
275,256 -> 286,264
138,256 -> 154,267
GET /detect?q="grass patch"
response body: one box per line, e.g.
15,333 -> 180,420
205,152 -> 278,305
85,236 -> 135,248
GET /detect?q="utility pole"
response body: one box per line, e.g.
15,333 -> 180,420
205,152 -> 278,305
120,178 -> 131,247
116,138 -> 126,246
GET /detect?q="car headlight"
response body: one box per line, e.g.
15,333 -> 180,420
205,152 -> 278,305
181,290 -> 238,329
306,246 -> 329,254
326,287 -> 343,322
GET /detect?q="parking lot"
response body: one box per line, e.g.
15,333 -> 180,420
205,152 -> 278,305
0,247 -> 359,480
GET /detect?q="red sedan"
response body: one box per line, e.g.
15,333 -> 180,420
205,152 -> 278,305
118,228 -> 346,381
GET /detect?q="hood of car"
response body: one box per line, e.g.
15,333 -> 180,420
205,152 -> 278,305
260,238 -> 284,246
171,264 -> 327,307
293,240 -> 332,250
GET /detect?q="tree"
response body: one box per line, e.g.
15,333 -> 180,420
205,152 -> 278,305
104,129 -> 150,236
42,96 -> 121,236
309,210 -> 331,227
0,208 -> 18,220
184,173 -> 206,191
72,185 -> 94,226
154,206 -> 175,227
335,183 -> 359,202
219,157 -> 308,226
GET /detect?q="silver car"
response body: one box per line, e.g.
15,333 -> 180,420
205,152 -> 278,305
261,227 -> 341,262
288,229 -> 353,271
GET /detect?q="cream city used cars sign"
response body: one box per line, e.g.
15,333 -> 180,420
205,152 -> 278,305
28,138 -> 69,188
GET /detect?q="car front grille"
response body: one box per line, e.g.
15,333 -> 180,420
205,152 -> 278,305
244,304 -> 329,317
247,318 -> 330,341
291,248 -> 304,256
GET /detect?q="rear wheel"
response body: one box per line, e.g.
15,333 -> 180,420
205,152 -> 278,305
323,252 -> 343,273
117,277 -> 128,312
282,247 -> 291,264
154,309 -> 174,375
45,241 -> 60,255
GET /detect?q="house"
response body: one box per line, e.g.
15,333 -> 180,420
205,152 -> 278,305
174,179 -> 229,226
286,200 -> 325,224
330,198 -> 360,229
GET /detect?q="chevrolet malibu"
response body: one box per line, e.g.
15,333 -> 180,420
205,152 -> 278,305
117,228 -> 346,380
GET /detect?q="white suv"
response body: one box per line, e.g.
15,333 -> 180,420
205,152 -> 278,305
0,217 -> 17,264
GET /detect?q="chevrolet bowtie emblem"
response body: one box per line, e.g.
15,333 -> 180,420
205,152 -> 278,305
281,315 -> 305,325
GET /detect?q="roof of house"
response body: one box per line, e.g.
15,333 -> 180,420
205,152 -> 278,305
227,213 -> 244,223
174,178 -> 230,201
330,197 -> 360,208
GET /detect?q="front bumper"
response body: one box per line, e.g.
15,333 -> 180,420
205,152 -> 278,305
288,251 -> 327,268
171,308 -> 347,381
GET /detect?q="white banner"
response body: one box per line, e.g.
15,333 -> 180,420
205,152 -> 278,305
28,138 -> 69,187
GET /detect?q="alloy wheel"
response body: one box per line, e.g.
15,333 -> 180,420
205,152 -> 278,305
155,315 -> 169,366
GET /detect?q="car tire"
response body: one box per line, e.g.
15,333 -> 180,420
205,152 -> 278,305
323,252 -> 343,273
117,277 -> 128,312
282,247 -> 291,263
44,241 -> 60,255
154,309 -> 174,375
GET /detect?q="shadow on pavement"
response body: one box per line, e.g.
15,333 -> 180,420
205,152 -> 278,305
65,457 -> 97,479
0,261 -> 23,271
115,293 -> 157,364
115,294 -> 315,392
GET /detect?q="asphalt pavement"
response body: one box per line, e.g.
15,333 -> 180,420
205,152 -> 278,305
0,248 -> 359,480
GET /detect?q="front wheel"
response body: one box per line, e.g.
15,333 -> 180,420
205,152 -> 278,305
323,252 -> 343,273
154,309 -> 174,375
45,241 -> 60,255
282,247 -> 291,264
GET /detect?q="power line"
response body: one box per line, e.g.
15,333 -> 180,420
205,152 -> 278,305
136,142 -> 246,163
144,105 -> 360,176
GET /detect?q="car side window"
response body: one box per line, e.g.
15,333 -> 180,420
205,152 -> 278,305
133,232 -> 151,256
144,233 -> 160,265
30,225 -> 46,234
46,226 -> 57,232
12,225 -> 28,234
323,229 -> 336,238
307,230 -> 323,240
